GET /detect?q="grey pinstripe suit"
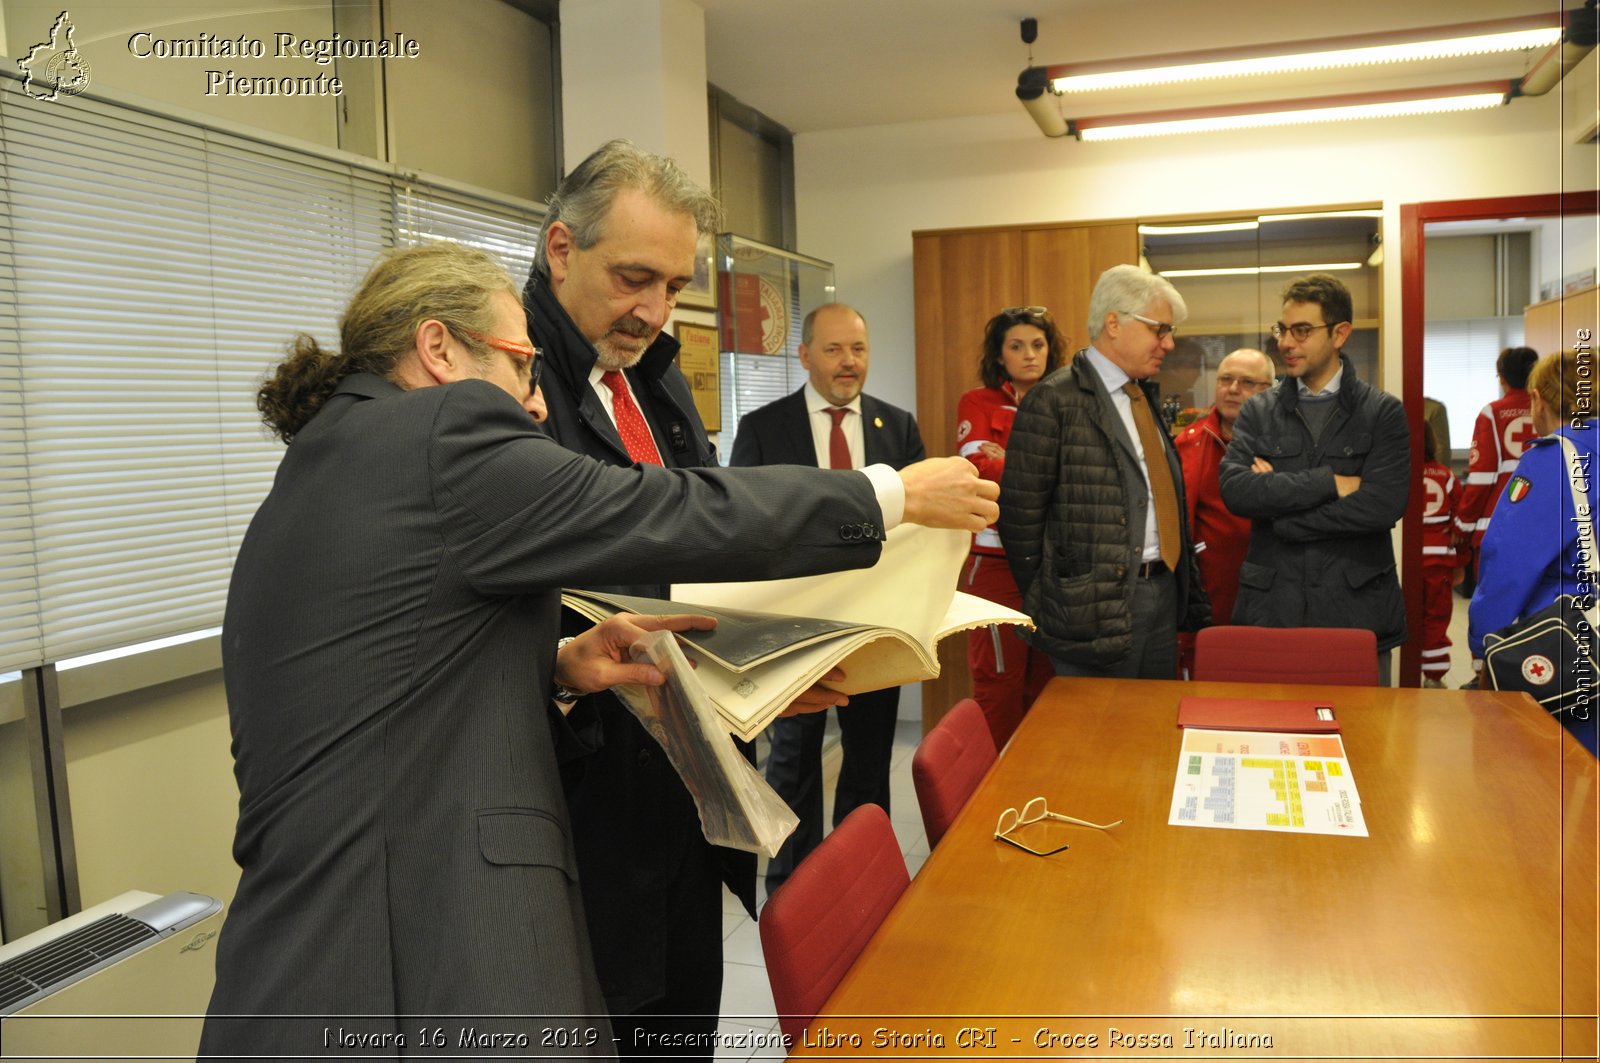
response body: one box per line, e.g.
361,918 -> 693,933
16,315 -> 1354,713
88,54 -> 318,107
200,374 -> 886,1058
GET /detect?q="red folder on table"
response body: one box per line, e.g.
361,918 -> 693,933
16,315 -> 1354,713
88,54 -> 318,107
1177,696 -> 1339,733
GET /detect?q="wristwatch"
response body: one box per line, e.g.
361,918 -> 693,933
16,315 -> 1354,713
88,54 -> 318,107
552,636 -> 582,704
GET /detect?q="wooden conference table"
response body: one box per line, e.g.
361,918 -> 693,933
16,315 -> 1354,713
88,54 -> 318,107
792,677 -> 1599,1060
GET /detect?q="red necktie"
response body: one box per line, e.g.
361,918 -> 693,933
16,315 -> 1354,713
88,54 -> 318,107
601,370 -> 663,466
828,407 -> 852,470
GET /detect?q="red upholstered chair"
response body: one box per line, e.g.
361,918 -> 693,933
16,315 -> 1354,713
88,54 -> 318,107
1194,625 -> 1379,686
759,803 -> 909,1047
911,697 -> 998,848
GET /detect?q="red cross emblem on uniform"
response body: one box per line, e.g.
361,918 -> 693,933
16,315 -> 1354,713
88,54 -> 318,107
1424,477 -> 1445,516
1504,414 -> 1536,458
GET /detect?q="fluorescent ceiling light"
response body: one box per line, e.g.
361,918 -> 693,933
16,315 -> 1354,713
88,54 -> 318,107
1050,20 -> 1562,93
1138,221 -> 1259,235
1074,86 -> 1507,142
1161,262 -> 1364,277
1259,210 -> 1383,222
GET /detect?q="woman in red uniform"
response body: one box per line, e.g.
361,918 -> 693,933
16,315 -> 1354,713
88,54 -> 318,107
955,306 -> 1067,747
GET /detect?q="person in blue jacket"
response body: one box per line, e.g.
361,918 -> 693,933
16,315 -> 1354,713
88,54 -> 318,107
1470,347 -> 1598,754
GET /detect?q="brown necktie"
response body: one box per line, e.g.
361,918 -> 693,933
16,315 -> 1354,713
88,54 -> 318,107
1123,381 -> 1181,570
601,370 -> 663,466
827,407 -> 852,470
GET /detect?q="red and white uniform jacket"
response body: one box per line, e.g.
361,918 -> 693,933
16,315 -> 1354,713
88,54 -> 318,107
1422,460 -> 1461,566
956,382 -> 1021,555
1456,388 -> 1534,547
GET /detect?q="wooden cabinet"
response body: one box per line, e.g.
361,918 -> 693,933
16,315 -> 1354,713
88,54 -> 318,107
911,220 -> 1138,730
1525,284 -> 1598,357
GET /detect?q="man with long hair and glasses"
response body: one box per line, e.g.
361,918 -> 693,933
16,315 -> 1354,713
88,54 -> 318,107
1219,273 -> 1410,683
202,240 -> 998,1057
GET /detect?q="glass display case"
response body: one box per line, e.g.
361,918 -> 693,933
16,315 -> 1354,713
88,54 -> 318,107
1140,211 -> 1382,430
714,234 -> 835,455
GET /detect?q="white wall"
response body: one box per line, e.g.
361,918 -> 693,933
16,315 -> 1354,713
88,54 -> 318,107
1,0 -> 340,146
793,69 -> 1600,419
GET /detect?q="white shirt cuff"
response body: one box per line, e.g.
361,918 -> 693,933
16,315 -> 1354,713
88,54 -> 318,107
860,464 -> 905,530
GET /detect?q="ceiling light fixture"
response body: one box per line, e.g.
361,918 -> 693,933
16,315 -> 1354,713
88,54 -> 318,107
1070,83 -> 1510,142
1138,221 -> 1259,235
1016,10 -> 1594,140
1258,210 -> 1384,223
1159,262 -> 1365,278
1045,16 -> 1563,93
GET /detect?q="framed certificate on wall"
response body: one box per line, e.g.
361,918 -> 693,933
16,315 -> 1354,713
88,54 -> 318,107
677,232 -> 717,310
673,322 -> 721,431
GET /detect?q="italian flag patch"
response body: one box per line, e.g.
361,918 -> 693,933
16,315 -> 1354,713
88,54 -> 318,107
1506,476 -> 1532,503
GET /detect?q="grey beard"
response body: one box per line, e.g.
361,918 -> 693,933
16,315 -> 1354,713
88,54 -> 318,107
593,335 -> 649,371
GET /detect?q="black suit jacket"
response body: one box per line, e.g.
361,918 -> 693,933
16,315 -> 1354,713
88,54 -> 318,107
525,275 -> 754,1015
201,374 -> 886,1055
729,388 -> 926,472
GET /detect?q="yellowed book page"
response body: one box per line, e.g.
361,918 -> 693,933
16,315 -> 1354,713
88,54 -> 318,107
682,631 -> 930,742
673,523 -> 968,643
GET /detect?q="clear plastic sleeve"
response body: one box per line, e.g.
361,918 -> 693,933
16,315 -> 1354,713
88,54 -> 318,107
613,630 -> 800,857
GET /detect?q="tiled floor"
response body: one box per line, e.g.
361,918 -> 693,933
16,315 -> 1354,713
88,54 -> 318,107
713,717 -> 928,1061
1437,580 -> 1476,687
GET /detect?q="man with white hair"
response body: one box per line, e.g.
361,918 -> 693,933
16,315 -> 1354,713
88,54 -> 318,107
1000,264 -> 1210,679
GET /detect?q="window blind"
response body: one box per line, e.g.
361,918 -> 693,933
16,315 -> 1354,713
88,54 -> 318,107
394,178 -> 544,286
0,100 -> 41,672
0,79 -> 543,673
1423,317 -> 1524,452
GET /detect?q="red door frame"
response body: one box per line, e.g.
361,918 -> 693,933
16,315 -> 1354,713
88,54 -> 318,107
1398,190 -> 1600,684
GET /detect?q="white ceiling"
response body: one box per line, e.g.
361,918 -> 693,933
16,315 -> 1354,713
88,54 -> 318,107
696,0 -> 1573,136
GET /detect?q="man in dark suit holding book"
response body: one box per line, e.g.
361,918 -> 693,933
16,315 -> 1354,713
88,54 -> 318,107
526,142 -> 915,1058
730,303 -> 926,896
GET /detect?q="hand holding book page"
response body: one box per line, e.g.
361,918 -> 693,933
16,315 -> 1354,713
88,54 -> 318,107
614,629 -> 801,857
562,524 -> 1033,741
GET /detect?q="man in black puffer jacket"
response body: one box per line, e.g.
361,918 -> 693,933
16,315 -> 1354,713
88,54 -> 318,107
1219,274 -> 1409,682
1000,265 -> 1210,678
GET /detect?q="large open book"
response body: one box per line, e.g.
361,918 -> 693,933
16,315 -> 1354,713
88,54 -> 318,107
561,524 -> 1033,741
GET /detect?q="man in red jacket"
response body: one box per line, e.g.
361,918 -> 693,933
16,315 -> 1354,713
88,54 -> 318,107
1174,348 -> 1274,674
1456,346 -> 1539,573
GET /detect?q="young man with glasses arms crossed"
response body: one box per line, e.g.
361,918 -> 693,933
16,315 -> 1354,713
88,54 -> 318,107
1218,274 -> 1410,684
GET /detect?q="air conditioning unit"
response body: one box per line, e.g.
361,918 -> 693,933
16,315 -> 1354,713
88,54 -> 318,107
1,890 -> 223,1061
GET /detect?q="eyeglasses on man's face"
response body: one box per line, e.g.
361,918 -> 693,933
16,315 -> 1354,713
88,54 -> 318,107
1122,311 -> 1175,341
1270,321 -> 1338,342
1216,373 -> 1272,392
464,328 -> 544,391
994,796 -> 1123,857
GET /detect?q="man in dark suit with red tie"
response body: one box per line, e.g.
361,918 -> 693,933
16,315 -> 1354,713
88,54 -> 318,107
729,303 -> 926,897
525,144 -> 985,1055
522,140 -> 757,1058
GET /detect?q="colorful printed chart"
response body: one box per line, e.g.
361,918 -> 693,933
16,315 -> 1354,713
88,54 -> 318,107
1168,729 -> 1367,837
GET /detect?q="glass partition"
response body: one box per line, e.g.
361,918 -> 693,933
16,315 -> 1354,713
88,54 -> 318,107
1142,211 -> 1382,429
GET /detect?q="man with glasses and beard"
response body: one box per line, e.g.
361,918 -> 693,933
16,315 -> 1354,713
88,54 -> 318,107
1219,274 -> 1410,683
